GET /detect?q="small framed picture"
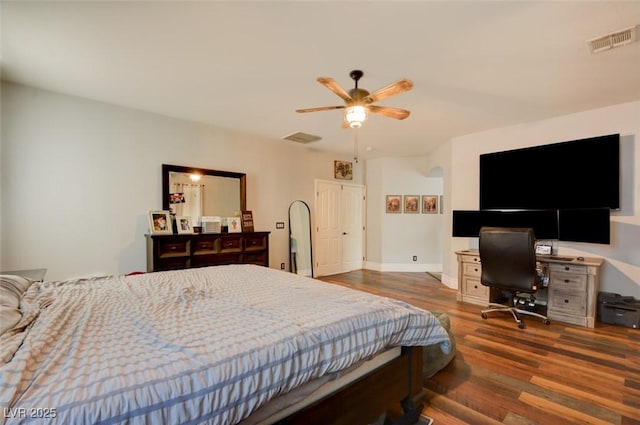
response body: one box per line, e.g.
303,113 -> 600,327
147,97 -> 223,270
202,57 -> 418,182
422,195 -> 438,214
227,216 -> 242,233
176,216 -> 194,234
334,160 -> 353,180
386,195 -> 402,213
404,195 -> 420,213
148,211 -> 173,235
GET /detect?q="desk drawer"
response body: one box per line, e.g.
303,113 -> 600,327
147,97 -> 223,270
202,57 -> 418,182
463,263 -> 481,278
549,291 -> 586,315
549,263 -> 586,275
550,272 -> 587,292
463,277 -> 488,298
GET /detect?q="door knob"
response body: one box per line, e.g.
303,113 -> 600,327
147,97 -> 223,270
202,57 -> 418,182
342,232 -> 348,235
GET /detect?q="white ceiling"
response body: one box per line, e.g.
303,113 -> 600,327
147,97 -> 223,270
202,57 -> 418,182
2,1 -> 639,159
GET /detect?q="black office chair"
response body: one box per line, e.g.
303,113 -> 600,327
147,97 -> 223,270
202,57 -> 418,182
479,227 -> 551,329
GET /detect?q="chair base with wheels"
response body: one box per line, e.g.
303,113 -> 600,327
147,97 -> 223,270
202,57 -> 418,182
480,302 -> 551,329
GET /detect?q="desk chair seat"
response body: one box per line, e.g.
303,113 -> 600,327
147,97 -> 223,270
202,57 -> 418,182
479,227 -> 551,329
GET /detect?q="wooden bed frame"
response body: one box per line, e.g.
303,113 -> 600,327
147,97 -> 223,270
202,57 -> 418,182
276,346 -> 424,425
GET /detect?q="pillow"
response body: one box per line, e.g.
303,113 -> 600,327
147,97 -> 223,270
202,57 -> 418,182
0,275 -> 33,334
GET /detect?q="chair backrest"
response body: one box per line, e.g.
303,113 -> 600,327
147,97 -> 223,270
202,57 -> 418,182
479,227 -> 539,292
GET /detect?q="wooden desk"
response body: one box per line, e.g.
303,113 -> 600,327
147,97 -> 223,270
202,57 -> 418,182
455,250 -> 604,328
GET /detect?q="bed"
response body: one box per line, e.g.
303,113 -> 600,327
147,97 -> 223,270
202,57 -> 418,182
1,265 -> 452,425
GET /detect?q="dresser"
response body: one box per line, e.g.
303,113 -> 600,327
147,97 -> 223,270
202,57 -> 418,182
147,232 -> 270,272
455,250 -> 604,328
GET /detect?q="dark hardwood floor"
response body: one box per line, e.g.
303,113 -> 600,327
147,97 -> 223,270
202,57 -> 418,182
318,270 -> 640,425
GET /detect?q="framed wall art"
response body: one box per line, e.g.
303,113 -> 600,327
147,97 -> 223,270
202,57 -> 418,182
148,210 -> 173,235
334,160 -> 353,180
176,216 -> 194,234
386,195 -> 401,213
404,195 -> 420,213
422,195 -> 438,214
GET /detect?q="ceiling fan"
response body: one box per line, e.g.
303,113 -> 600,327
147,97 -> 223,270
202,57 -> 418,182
296,70 -> 413,128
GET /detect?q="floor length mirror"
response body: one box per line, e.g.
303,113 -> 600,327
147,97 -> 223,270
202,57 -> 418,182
289,200 -> 313,277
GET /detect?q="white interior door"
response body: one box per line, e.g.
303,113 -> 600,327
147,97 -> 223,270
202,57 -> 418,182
341,184 -> 364,272
315,180 -> 365,277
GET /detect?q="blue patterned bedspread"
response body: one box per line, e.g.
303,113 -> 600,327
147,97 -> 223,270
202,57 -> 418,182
1,265 -> 450,424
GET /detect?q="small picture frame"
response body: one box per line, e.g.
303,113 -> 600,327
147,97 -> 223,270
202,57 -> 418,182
227,216 -> 242,233
334,160 -> 353,180
176,216 -> 194,234
422,195 -> 438,214
148,210 -> 173,235
404,195 -> 420,213
386,195 -> 402,213
241,210 -> 254,232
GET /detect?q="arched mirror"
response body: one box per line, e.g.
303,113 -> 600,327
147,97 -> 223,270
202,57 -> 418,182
162,164 -> 246,224
289,200 -> 313,277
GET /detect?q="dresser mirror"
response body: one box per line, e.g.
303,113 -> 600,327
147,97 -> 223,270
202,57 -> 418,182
162,164 -> 246,224
289,200 -> 313,277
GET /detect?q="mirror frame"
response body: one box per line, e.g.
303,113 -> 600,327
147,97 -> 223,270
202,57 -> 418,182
289,200 -> 313,278
162,164 -> 246,214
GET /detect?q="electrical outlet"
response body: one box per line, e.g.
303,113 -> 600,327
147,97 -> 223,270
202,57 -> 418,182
413,256 -> 417,262
280,263 -> 285,270
276,222 -> 285,229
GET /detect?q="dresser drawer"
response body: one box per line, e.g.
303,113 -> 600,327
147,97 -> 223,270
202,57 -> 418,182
244,251 -> 267,266
463,277 -> 488,298
157,239 -> 190,257
245,234 -> 268,251
193,237 -> 218,254
220,236 -> 242,252
549,291 -> 587,315
463,262 -> 482,278
156,257 -> 190,271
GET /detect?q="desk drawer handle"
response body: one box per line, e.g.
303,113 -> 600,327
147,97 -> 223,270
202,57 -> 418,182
170,246 -> 177,250
565,266 -> 570,271
564,299 -> 570,304
564,279 -> 570,283
474,268 -> 478,272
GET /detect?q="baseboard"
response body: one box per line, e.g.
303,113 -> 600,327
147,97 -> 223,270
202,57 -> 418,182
364,261 -> 442,273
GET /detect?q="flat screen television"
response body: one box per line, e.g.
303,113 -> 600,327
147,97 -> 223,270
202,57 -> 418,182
452,209 -> 559,239
479,134 -> 620,210
558,208 -> 610,244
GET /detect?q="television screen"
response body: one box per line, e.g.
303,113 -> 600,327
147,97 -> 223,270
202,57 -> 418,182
558,208 -> 610,244
480,134 -> 620,210
452,209 -> 558,239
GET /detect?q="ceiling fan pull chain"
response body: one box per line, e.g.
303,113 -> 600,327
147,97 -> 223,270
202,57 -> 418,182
353,127 -> 359,164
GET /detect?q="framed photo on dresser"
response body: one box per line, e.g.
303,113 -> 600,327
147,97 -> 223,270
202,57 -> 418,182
176,216 -> 194,234
148,211 -> 173,235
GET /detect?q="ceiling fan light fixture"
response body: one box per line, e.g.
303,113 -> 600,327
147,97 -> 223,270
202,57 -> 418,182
345,105 -> 367,128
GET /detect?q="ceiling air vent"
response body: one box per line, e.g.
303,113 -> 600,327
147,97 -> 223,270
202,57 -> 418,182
282,132 -> 322,144
587,25 -> 638,54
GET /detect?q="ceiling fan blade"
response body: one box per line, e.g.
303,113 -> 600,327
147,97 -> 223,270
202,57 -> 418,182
296,105 -> 345,113
363,79 -> 413,104
367,105 -> 411,120
317,77 -> 353,103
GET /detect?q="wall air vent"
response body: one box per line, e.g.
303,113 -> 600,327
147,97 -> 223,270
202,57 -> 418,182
587,25 -> 638,54
282,132 -> 322,144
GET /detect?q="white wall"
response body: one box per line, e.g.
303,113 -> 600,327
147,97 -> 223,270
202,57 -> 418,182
445,101 -> 640,298
0,82 -> 359,279
365,156 -> 444,272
